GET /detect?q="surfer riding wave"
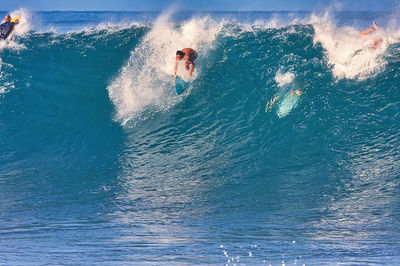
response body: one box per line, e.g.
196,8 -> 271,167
174,48 -> 198,79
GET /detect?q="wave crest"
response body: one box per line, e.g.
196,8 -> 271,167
107,12 -> 221,125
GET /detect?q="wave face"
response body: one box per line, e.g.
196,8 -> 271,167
1,11 -> 400,265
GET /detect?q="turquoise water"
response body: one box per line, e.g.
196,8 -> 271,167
1,10 -> 400,265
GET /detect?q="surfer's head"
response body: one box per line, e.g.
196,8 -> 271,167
4,15 -> 11,23
176,50 -> 185,60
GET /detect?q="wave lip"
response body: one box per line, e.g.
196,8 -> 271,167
311,12 -> 393,80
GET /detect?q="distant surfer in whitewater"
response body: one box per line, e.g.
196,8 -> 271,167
360,20 -> 382,48
174,48 -> 198,79
0,15 -> 18,40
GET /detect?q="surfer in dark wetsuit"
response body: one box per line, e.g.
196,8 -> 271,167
0,15 -> 17,40
174,48 -> 198,79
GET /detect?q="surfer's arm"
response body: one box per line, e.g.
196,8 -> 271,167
189,62 -> 194,77
360,28 -> 374,36
265,95 -> 280,112
174,60 -> 178,79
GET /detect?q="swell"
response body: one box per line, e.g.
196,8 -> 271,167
110,19 -> 400,214
112,19 -> 400,177
0,26 -> 148,168
0,13 -> 400,265
1,16 -> 399,173
110,21 -> 400,265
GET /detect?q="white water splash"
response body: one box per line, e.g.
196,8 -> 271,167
10,9 -> 31,36
108,11 -> 221,125
311,12 -> 390,80
275,71 -> 295,87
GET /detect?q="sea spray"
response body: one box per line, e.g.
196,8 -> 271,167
0,11 -> 400,265
107,11 -> 221,125
311,12 -> 389,80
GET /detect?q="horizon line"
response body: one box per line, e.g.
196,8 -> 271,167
0,9 -> 396,13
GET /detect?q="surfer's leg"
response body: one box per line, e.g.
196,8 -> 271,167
265,95 -> 280,112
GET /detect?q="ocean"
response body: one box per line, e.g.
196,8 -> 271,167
1,9 -> 400,265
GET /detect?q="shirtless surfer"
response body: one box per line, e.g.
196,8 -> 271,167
360,20 -> 378,36
174,48 -> 198,79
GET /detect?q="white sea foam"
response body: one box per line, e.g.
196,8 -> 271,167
0,81 -> 15,95
10,9 -> 31,36
0,58 -> 15,95
107,11 -> 221,125
311,12 -> 390,80
275,71 -> 295,87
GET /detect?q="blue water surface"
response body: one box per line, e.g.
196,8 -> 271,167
0,10 -> 400,265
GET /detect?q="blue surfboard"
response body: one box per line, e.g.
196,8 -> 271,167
174,76 -> 190,95
277,92 -> 300,118
276,79 -> 303,118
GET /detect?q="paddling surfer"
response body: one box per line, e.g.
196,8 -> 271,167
0,15 -> 18,40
